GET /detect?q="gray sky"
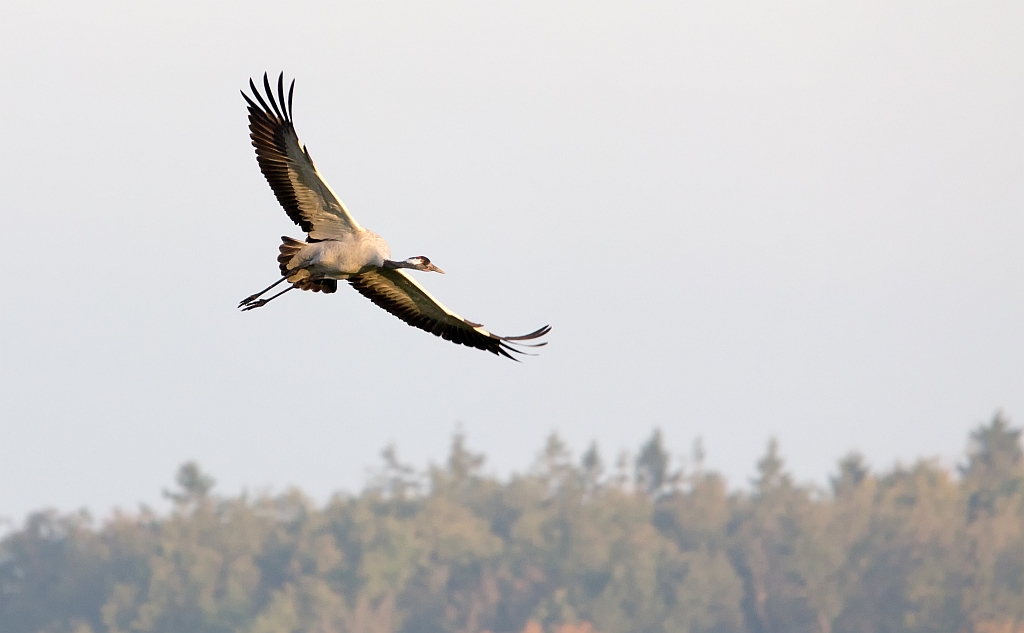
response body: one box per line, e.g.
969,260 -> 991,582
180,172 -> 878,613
0,2 -> 1020,524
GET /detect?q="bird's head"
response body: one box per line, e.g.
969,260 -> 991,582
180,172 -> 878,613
403,256 -> 445,274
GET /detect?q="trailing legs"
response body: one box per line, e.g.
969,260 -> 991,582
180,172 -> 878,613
238,275 -> 289,308
239,284 -> 297,311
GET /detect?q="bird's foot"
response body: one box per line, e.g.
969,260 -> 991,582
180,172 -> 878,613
238,293 -> 261,308
240,299 -> 269,312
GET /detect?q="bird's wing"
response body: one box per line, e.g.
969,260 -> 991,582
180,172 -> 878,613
242,73 -> 362,240
348,268 -> 550,360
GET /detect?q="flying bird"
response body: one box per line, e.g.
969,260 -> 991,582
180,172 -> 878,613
238,73 -> 549,359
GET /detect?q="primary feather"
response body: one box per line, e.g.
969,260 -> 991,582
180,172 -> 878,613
242,74 -> 362,240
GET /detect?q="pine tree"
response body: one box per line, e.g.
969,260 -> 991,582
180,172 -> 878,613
961,412 -> 1024,520
635,429 -> 673,497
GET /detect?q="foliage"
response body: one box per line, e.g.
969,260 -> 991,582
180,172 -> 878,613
3,417 -> 1024,633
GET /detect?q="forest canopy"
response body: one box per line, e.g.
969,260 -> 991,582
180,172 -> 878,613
2,414 -> 1023,633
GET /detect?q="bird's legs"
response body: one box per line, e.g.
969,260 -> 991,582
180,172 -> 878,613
240,284 -> 296,311
238,276 -> 289,308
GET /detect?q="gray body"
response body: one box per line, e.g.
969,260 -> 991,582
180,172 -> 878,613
283,230 -> 390,283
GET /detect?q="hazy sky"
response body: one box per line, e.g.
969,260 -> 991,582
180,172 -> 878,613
0,2 -> 1020,524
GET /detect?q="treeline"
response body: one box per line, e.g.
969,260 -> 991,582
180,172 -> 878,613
2,415 -> 1024,633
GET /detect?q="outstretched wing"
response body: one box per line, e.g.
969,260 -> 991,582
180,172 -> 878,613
348,268 -> 550,360
242,73 -> 362,240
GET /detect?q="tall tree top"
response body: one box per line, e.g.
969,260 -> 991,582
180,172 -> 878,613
164,461 -> 215,506
961,412 -> 1022,481
753,438 -> 792,494
635,429 -> 672,496
960,412 -> 1023,518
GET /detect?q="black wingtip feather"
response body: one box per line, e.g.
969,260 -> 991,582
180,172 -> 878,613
248,78 -> 274,116
287,79 -> 295,123
495,345 -> 518,361
500,325 -> 552,341
263,73 -> 283,120
277,73 -> 289,123
241,91 -> 258,110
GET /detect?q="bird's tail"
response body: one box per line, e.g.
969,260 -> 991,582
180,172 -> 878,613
278,236 -> 306,275
278,236 -> 337,294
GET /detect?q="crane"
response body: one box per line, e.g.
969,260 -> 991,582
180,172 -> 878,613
238,73 -> 550,360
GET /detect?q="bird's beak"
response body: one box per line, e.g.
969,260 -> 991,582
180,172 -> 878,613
428,264 -> 445,274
